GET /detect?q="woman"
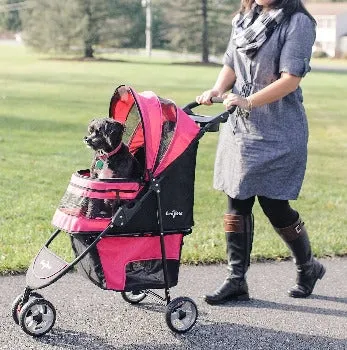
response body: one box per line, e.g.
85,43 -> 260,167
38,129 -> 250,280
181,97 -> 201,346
196,0 -> 325,305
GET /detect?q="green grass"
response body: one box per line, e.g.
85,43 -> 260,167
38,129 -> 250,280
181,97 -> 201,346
0,45 -> 346,274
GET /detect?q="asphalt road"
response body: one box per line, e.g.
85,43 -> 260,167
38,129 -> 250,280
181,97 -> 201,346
0,257 -> 346,350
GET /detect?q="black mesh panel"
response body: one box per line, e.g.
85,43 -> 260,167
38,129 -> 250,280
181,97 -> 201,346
123,104 -> 142,146
154,98 -> 177,169
70,235 -> 106,288
124,259 -> 180,290
59,189 -> 123,219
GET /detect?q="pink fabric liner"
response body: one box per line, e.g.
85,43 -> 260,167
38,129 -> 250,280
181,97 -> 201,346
52,209 -> 111,232
132,90 -> 163,173
66,183 -> 141,200
70,172 -> 142,192
96,234 -> 183,290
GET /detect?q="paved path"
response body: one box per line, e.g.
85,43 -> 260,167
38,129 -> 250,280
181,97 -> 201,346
311,64 -> 347,73
0,257 -> 346,350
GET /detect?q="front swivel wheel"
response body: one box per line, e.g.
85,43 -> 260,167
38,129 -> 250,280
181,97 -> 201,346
165,296 -> 198,333
19,298 -> 56,337
11,292 -> 44,325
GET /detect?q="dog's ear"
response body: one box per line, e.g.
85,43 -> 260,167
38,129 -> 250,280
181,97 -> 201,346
88,118 -> 97,133
105,119 -> 125,135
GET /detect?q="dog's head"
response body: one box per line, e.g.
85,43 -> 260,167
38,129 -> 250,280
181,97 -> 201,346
84,118 -> 125,153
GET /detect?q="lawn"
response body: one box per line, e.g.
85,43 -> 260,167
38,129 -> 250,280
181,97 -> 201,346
0,45 -> 346,274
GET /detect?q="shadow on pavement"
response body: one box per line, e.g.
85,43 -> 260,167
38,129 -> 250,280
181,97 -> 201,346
37,323 -> 346,350
310,294 -> 347,304
216,297 -> 347,318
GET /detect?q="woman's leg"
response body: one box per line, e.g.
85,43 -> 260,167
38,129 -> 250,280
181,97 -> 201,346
204,196 -> 255,305
258,196 -> 326,298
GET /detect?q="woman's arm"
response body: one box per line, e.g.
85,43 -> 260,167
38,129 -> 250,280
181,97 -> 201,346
223,72 -> 302,110
248,72 -> 301,107
196,65 -> 236,105
212,65 -> 237,95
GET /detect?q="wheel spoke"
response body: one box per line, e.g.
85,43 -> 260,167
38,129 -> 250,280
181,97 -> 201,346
26,316 -> 36,329
42,309 -> 55,323
31,305 -> 41,316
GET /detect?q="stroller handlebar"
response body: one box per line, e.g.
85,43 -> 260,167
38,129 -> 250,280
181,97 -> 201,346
182,98 -> 236,132
182,97 -> 224,114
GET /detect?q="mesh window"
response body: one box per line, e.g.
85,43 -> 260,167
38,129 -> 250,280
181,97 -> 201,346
124,259 -> 180,290
123,104 -> 142,146
154,98 -> 177,169
58,186 -> 125,219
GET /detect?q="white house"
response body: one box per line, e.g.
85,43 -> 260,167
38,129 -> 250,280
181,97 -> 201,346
306,2 -> 347,57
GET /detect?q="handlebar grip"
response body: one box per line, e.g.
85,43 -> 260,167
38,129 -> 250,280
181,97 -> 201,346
210,97 -> 224,103
182,97 -> 225,115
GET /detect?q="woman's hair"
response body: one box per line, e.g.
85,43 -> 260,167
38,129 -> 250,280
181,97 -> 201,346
240,0 -> 316,23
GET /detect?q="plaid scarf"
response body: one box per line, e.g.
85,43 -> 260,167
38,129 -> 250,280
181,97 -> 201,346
232,4 -> 284,58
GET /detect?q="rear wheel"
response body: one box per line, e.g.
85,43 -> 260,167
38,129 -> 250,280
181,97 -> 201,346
19,298 -> 56,337
121,290 -> 147,304
165,297 -> 198,333
11,292 -> 43,325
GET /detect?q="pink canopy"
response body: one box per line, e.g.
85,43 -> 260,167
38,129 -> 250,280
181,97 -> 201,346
109,85 -> 200,177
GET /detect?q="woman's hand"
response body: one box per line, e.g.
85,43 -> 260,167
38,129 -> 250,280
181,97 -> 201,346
196,89 -> 221,105
222,93 -> 250,111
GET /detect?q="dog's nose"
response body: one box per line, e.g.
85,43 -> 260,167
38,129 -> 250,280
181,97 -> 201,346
83,136 -> 90,144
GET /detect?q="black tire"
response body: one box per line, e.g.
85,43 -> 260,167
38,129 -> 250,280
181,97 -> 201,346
19,298 -> 56,337
165,296 -> 198,333
11,292 -> 43,325
121,290 -> 147,304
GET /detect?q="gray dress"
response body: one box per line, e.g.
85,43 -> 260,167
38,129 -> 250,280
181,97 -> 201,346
214,13 -> 315,200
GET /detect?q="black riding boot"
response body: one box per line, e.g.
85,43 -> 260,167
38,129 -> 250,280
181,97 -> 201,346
274,218 -> 326,298
204,214 -> 253,305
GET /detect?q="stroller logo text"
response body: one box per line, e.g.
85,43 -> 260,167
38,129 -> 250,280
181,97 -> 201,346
40,259 -> 52,270
165,210 -> 183,219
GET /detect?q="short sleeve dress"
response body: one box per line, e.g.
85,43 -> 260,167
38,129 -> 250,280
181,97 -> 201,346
213,12 -> 316,200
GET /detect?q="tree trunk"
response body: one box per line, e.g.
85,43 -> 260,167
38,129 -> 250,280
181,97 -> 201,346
84,43 -> 94,58
201,0 -> 209,63
83,4 -> 94,58
144,0 -> 152,57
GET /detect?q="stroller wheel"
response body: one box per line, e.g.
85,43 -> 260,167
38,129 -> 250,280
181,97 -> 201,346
11,292 -> 44,325
19,298 -> 56,337
121,290 -> 147,304
165,297 -> 198,333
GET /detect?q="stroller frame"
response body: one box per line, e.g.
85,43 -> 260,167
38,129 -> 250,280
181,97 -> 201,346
11,86 -> 234,337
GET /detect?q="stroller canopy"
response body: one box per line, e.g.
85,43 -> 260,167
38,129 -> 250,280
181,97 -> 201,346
109,85 -> 200,177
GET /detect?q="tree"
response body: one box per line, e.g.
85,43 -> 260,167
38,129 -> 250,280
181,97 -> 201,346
75,0 -> 109,58
20,0 -> 144,57
202,0 -> 209,63
0,0 -> 24,32
21,1 -> 81,53
100,0 -> 146,49
162,0 -> 239,63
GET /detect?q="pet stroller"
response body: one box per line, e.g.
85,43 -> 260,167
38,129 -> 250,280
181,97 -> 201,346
11,85 -> 233,337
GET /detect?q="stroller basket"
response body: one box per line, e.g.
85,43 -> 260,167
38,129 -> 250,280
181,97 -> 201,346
71,232 -> 184,291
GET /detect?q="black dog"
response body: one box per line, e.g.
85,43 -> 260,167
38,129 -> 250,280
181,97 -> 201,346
84,118 -> 142,179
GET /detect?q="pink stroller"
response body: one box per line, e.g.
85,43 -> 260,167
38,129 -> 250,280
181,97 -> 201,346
11,85 -> 232,337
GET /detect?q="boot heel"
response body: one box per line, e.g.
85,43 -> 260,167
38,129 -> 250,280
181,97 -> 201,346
318,265 -> 326,280
233,293 -> 250,301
